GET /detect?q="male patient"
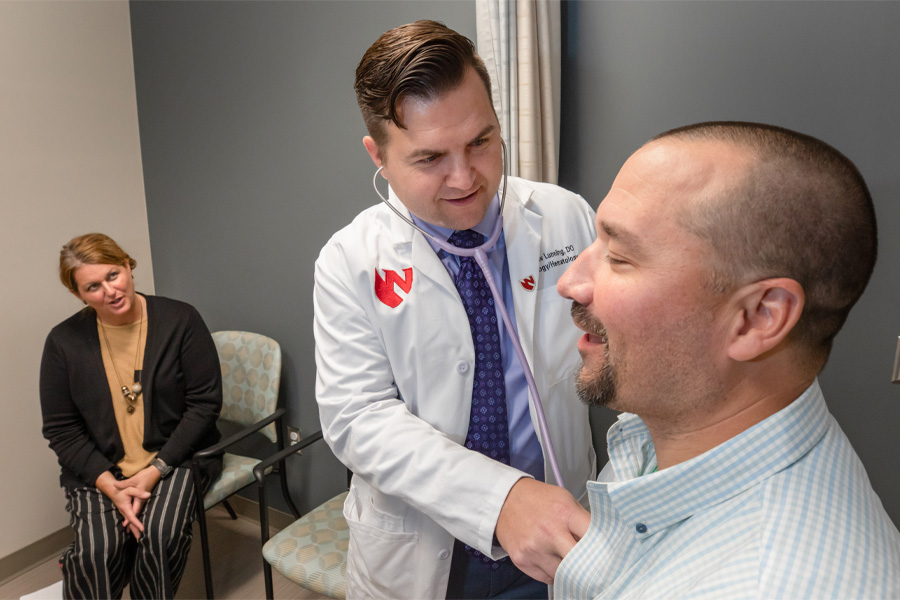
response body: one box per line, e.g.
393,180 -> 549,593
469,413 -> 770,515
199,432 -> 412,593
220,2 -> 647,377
554,121 -> 900,598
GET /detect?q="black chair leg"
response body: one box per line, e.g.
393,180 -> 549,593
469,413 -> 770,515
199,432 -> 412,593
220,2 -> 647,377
279,461 -> 301,519
222,499 -> 238,520
263,561 -> 275,600
193,468 -> 215,599
258,483 -> 275,600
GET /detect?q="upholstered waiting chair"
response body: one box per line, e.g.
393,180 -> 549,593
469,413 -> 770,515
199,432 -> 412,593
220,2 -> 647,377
252,432 -> 349,599
192,331 -> 300,600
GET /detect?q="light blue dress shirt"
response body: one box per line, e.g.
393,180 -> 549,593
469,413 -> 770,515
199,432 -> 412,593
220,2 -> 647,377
411,197 -> 544,482
554,379 -> 900,599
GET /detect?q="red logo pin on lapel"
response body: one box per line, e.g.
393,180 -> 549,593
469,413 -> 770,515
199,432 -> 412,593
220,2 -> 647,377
375,268 -> 413,308
520,275 -> 535,291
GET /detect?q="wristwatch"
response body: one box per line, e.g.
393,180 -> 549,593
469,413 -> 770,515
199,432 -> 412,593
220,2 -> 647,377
151,457 -> 173,479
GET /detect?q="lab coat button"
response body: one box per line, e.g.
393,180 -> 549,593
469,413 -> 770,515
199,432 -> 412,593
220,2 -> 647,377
456,361 -> 469,374
438,549 -> 450,560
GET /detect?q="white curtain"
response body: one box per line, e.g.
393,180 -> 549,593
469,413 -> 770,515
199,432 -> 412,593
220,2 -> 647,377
476,0 -> 561,184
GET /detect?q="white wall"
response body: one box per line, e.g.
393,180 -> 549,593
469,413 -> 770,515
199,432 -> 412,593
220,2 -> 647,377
0,0 -> 153,560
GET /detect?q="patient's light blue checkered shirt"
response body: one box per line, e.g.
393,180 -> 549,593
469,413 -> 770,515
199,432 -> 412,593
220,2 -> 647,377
554,380 -> 900,599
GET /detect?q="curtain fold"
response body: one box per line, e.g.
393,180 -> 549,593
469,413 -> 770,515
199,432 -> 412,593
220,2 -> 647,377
477,0 -> 561,184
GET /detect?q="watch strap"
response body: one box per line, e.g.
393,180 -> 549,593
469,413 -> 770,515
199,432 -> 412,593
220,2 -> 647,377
151,457 -> 173,479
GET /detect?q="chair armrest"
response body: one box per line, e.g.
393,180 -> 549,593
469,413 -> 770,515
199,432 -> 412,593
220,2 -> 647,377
192,407 -> 286,464
252,430 -> 324,485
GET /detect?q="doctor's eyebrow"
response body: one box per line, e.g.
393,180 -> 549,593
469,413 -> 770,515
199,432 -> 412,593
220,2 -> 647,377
469,124 -> 497,144
405,125 -> 498,162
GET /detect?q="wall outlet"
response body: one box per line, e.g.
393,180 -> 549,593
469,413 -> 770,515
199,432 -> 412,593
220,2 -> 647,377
287,426 -> 301,445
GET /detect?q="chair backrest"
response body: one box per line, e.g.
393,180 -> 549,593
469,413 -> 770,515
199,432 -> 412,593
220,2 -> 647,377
212,330 -> 281,442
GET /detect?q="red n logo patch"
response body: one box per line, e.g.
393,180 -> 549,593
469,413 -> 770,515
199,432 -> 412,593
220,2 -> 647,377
375,268 -> 413,308
520,275 -> 535,291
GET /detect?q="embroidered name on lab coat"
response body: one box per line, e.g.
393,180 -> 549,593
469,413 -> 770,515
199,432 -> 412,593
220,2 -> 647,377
539,244 -> 578,274
375,268 -> 413,308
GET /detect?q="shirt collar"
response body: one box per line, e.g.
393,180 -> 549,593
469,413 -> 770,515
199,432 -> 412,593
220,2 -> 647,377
410,194 -> 500,254
600,379 -> 831,537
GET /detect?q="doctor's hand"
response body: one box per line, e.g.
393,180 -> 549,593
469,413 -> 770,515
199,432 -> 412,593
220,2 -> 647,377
495,478 -> 590,585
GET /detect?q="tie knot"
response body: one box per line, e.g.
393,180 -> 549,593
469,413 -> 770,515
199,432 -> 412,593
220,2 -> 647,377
448,229 -> 484,249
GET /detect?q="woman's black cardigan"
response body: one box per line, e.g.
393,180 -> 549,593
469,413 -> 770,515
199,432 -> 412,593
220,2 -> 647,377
40,294 -> 222,489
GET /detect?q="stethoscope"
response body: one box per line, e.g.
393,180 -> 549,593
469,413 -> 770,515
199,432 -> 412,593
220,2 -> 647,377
372,140 -> 564,486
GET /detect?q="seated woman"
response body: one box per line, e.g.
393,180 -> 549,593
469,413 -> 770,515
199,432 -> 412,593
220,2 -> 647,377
39,233 -> 222,599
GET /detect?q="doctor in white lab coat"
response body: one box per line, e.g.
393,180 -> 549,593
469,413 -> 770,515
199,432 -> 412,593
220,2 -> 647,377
314,21 -> 596,599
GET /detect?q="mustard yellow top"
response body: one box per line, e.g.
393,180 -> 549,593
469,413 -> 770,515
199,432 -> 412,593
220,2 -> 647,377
97,304 -> 156,477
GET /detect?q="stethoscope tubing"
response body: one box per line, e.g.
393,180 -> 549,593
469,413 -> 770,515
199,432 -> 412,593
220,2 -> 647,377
372,141 -> 564,486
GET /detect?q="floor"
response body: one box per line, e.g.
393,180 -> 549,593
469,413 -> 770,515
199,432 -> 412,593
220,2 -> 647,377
0,504 -> 328,600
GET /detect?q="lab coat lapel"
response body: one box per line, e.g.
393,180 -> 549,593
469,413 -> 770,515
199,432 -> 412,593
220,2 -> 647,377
386,187 -> 459,300
502,182 -> 541,375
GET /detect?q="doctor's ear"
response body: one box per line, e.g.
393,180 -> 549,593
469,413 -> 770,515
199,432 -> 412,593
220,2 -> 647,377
363,136 -> 385,173
726,277 -> 804,362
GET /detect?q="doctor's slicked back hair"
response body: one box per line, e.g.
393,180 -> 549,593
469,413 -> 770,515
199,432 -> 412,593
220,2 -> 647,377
655,121 -> 877,363
355,20 -> 494,149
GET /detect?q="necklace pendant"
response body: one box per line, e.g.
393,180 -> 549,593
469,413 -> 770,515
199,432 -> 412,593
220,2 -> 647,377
121,386 -> 131,398
132,382 -> 142,395
126,404 -> 135,414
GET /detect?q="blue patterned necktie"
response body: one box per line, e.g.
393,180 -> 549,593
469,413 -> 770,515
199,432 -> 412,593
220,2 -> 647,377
448,229 -> 510,569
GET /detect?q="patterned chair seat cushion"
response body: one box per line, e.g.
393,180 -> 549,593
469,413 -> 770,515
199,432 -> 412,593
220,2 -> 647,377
263,491 -> 349,599
203,453 -> 272,510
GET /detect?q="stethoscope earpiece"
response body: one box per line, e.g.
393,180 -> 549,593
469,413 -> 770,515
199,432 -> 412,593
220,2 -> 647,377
372,139 -> 509,253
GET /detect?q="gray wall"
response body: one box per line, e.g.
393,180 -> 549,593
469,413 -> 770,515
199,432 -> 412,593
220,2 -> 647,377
129,0 -> 476,511
559,1 -> 900,526
131,0 -> 899,526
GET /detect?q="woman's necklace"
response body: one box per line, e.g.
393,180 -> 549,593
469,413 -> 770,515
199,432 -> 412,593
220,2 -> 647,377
99,298 -> 144,414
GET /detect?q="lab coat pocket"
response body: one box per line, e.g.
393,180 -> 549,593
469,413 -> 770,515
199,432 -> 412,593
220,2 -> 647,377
343,489 -> 419,598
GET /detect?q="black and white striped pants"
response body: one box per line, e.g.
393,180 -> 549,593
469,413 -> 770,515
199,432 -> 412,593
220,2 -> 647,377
61,467 -> 197,600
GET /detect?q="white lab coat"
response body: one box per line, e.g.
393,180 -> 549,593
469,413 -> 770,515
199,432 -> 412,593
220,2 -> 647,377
314,177 -> 597,599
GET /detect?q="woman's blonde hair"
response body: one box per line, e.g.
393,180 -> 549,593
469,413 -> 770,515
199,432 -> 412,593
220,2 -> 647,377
59,233 -> 136,293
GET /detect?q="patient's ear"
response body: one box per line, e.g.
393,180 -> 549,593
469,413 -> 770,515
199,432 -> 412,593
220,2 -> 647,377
726,278 -> 804,362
